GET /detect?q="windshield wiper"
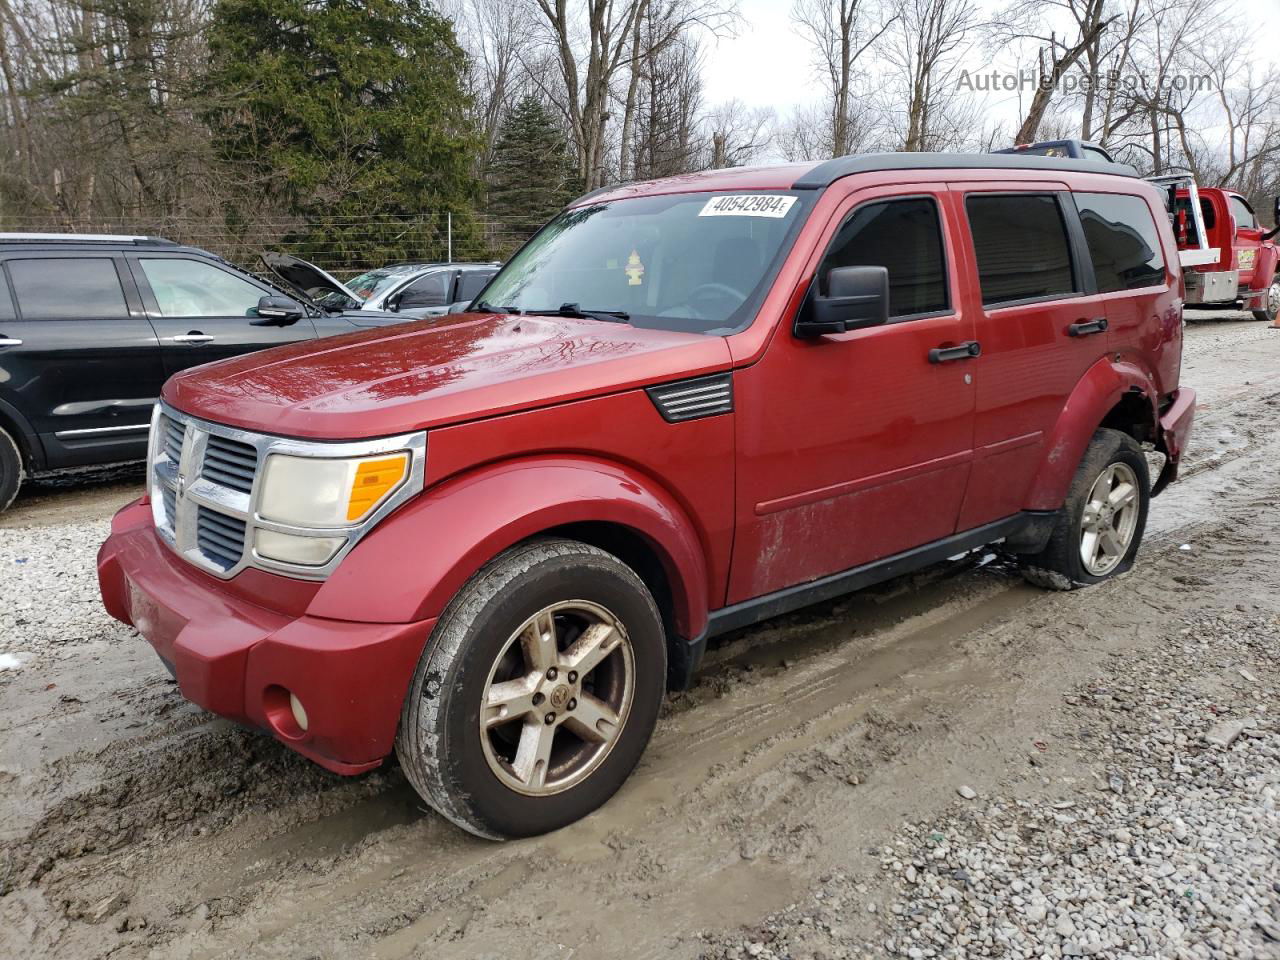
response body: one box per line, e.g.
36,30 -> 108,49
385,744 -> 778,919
527,303 -> 631,324
469,300 -> 522,315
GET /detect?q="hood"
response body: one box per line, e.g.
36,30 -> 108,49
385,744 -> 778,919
261,252 -> 357,303
163,313 -> 732,439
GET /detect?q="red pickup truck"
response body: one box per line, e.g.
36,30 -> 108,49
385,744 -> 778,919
98,153 -> 1195,838
1170,184 -> 1280,322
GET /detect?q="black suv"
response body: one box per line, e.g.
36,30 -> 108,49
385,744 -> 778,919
0,234 -> 415,510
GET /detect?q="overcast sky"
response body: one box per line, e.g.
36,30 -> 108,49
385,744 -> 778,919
703,0 -> 1280,154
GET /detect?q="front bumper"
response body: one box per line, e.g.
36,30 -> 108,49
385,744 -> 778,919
97,499 -> 434,774
1152,387 -> 1196,497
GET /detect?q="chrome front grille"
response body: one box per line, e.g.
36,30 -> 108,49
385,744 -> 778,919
196,507 -> 248,571
151,408 -> 260,578
202,435 -> 258,493
149,403 -> 427,581
161,415 -> 185,461
160,485 -> 177,528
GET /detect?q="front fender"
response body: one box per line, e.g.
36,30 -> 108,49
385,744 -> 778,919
307,456 -> 711,640
1025,358 -> 1158,510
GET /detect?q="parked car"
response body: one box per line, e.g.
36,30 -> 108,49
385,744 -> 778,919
262,253 -> 501,319
98,153 -> 1196,839
0,234 -> 415,511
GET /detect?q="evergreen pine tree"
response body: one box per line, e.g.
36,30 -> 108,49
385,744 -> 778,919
205,0 -> 482,266
487,96 -> 580,245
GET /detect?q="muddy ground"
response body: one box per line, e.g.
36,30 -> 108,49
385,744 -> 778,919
1,316 -> 1277,960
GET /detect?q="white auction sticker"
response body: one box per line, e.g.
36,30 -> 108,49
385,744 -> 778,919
699,195 -> 797,218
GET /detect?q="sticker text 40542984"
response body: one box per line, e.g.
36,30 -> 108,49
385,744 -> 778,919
699,195 -> 798,218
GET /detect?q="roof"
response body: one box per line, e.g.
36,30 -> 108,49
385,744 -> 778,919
572,152 -> 1139,206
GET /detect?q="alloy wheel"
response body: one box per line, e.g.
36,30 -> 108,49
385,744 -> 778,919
479,600 -> 634,796
1078,462 -> 1141,576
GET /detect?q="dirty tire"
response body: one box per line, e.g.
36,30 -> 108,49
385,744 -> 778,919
1252,278 -> 1280,323
1020,428 -> 1149,591
0,427 -> 23,513
396,538 -> 666,840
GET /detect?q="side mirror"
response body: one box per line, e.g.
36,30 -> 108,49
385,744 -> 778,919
386,292 -> 402,313
251,295 -> 303,326
794,265 -> 890,338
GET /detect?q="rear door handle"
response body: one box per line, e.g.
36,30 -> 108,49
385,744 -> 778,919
929,340 -> 981,364
1068,317 -> 1108,337
171,333 -> 214,344
0,338 -> 22,347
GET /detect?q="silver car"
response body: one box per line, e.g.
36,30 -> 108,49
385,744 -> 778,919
263,254 -> 500,320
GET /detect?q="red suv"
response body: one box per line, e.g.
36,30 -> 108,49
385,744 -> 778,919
98,153 -> 1195,838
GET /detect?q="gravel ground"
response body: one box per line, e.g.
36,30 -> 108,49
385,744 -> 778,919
700,607 -> 1280,960
1,318 -> 1278,960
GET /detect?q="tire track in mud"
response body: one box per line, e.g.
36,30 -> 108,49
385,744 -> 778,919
2,321 -> 1278,959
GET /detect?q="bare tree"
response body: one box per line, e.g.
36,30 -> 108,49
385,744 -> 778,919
989,0 -> 1117,144
704,99 -> 773,168
791,0 -> 895,156
444,0 -> 542,171
882,0 -> 979,151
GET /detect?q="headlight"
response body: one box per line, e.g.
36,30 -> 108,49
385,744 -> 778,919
259,452 -> 411,527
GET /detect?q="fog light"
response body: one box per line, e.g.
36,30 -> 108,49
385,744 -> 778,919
289,693 -> 309,732
255,530 -> 343,566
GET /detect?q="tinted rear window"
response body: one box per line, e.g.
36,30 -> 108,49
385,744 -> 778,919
457,270 -> 495,303
9,258 -> 129,319
966,194 -> 1077,306
1075,193 -> 1166,292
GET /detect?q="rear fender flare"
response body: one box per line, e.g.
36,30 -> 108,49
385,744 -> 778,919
307,455 -> 711,641
1025,358 -> 1158,510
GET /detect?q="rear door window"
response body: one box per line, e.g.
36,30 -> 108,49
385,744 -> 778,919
965,194 -> 1077,306
818,197 -> 949,318
1075,193 -> 1166,292
9,258 -> 130,319
456,269 -> 495,304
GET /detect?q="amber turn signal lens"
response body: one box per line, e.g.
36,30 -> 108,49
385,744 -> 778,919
346,454 -> 409,521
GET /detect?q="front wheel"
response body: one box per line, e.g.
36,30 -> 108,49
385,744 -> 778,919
1252,278 -> 1280,323
1020,428 -> 1150,590
396,539 -> 667,839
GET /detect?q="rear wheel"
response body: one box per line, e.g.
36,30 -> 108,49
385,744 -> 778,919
1251,278 -> 1280,322
1020,428 -> 1149,590
0,427 -> 23,513
396,538 -> 666,839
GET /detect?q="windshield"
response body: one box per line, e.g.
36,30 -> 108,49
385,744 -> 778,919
316,264 -> 426,308
476,191 -> 810,334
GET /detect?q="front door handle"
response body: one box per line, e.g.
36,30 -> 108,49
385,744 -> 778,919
171,333 -> 214,344
0,337 -> 22,347
1068,317 -> 1108,337
929,340 -> 981,364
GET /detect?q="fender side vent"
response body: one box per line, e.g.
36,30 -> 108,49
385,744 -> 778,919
646,373 -> 733,422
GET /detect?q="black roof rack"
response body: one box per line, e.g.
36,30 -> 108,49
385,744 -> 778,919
792,152 -> 1138,189
0,232 -> 180,246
